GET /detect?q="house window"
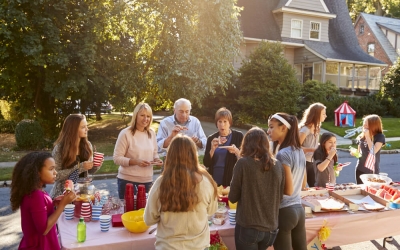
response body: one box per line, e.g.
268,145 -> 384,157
359,24 -> 364,34
310,22 -> 321,40
291,19 -> 303,38
367,43 -> 375,56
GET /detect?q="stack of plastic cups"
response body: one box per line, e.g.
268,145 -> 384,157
91,205 -> 102,221
81,203 -> 91,222
125,183 -> 134,212
136,185 -> 146,210
64,204 -> 75,220
326,183 -> 335,191
228,209 -> 236,225
99,215 -> 111,232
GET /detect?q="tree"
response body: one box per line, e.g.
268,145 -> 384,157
347,0 -> 400,21
235,41 -> 301,124
380,57 -> 400,117
0,0 -> 243,136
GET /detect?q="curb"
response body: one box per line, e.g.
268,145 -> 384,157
336,148 -> 400,154
1,169 -> 163,188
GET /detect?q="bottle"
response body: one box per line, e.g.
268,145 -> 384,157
349,146 -> 362,158
77,217 -> 86,243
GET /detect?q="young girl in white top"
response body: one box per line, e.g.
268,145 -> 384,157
144,135 -> 218,250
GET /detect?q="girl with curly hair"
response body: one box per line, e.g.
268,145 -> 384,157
144,135 -> 218,250
50,114 -> 98,199
10,152 -> 76,249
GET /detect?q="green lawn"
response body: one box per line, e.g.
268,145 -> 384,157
322,117 -> 400,138
0,155 -> 205,181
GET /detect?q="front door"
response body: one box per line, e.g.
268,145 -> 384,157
303,66 -> 313,83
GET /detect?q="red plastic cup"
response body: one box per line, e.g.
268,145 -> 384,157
125,183 -> 134,212
93,152 -> 104,167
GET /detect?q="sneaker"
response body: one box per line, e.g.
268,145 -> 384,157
385,236 -> 394,242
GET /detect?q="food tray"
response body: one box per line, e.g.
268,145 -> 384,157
331,189 -> 387,211
301,190 -> 347,212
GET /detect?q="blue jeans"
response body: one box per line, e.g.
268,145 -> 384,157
235,224 -> 279,250
117,178 -> 153,199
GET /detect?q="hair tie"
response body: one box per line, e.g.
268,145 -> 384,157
271,114 -> 291,129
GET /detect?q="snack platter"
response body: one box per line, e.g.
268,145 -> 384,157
331,189 -> 388,211
301,190 -> 347,212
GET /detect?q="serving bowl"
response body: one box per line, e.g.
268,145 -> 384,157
121,210 -> 149,233
360,174 -> 392,188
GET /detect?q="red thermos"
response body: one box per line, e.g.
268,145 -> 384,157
125,183 -> 134,212
136,184 -> 146,209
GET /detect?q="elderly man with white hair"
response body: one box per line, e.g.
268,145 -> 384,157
156,98 -> 207,154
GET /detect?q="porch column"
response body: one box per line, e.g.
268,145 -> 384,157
366,66 -> 370,90
322,61 -> 326,83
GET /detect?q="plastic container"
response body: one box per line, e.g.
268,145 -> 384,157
360,174 -> 392,188
125,184 -> 134,212
121,210 -> 149,233
349,146 -> 362,158
77,217 -> 86,243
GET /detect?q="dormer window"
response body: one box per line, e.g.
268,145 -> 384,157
310,22 -> 321,40
359,24 -> 364,34
291,19 -> 303,39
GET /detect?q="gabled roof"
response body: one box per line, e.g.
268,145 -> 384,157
237,0 -> 385,65
356,13 -> 399,63
377,23 -> 400,34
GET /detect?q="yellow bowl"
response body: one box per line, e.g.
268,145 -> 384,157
228,200 -> 237,209
121,210 -> 150,233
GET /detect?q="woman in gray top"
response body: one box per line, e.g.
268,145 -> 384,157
229,127 -> 292,250
268,113 -> 307,250
299,103 -> 327,187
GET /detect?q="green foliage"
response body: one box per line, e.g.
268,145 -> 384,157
380,57 -> 400,117
15,120 -> 44,150
347,0 -> 400,21
0,120 -> 17,133
299,80 -> 341,121
346,93 -> 386,118
0,0 -> 243,134
236,42 -> 301,123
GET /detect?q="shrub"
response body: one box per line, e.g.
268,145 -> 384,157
0,120 -> 17,133
346,93 -> 386,119
236,41 -> 301,123
299,80 -> 341,121
380,57 -> 400,117
15,120 -> 45,150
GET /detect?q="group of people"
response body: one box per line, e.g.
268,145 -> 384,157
9,97 -> 386,250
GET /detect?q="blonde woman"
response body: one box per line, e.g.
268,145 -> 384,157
144,135 -> 218,250
113,103 -> 162,199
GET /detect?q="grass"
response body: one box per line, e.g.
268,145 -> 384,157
337,140 -> 400,150
321,117 -> 400,138
0,155 -> 206,181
